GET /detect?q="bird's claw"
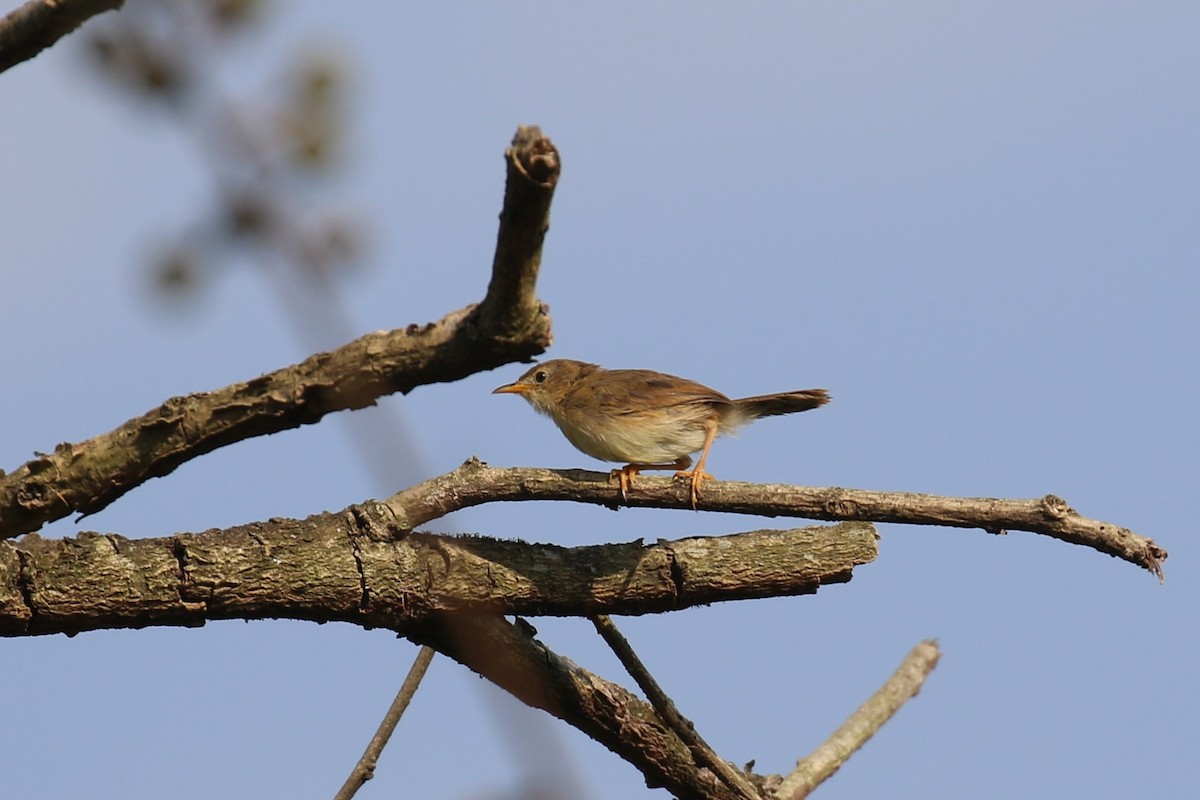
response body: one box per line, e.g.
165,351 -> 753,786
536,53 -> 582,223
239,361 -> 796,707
674,469 -> 714,509
610,465 -> 638,503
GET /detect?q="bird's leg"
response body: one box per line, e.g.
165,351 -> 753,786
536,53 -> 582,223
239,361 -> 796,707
611,456 -> 693,501
675,420 -> 718,508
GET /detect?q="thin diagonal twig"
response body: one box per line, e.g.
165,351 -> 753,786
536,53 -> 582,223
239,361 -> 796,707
591,614 -> 762,800
412,614 -> 747,800
776,639 -> 942,799
333,645 -> 437,800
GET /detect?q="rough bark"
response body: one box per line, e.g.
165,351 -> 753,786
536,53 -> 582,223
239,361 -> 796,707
0,515 -> 876,637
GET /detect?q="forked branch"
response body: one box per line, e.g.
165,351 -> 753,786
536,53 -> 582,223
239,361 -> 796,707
0,128 -> 558,540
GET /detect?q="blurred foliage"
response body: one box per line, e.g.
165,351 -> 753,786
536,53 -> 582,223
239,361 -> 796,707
84,0 -> 366,304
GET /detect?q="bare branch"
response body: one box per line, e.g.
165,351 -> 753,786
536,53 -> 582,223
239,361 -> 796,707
592,614 -> 762,800
334,645 -> 437,800
0,130 -> 558,540
776,640 -> 941,799
0,516 -> 870,797
410,614 -> 747,800
0,517 -> 875,637
477,125 -> 560,343
0,0 -> 122,74
385,460 -> 1166,579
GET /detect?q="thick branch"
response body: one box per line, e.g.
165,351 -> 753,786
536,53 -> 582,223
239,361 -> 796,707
0,129 -> 559,540
0,0 -> 122,74
2,519 -> 817,797
0,493 -> 870,795
0,517 -> 875,637
384,460 -> 1166,579
477,125 -> 559,343
776,640 -> 941,799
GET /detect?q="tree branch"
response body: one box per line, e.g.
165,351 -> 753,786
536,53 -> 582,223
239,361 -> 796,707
409,614 -> 748,800
592,614 -> 763,800
477,124 -> 559,343
776,640 -> 941,799
383,460 -> 1166,579
0,0 -> 122,74
0,129 -> 559,540
0,513 -> 871,797
0,515 -> 875,636
334,645 -> 437,800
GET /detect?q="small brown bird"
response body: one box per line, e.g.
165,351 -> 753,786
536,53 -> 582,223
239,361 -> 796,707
493,359 -> 830,505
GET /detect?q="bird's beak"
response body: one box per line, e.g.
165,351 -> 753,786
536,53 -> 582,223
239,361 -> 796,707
492,382 -> 528,395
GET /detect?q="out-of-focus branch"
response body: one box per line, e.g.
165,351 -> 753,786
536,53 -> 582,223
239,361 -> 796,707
0,129 -> 558,540
0,0 -> 122,74
384,460 -> 1166,579
775,640 -> 941,800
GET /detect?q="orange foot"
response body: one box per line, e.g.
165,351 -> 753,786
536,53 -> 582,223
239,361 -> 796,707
610,456 -> 693,503
610,464 -> 641,502
675,468 -> 715,508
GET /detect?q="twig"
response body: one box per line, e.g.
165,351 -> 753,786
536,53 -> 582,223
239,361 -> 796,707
333,645 -> 436,800
0,130 -> 558,540
775,640 -> 941,799
383,460 -> 1166,579
0,0 -> 122,74
591,614 -> 762,800
411,614 -> 747,800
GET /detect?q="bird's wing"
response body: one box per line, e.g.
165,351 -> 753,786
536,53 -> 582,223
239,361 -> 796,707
579,370 -> 732,416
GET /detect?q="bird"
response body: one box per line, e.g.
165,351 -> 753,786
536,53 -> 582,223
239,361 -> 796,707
493,359 -> 830,506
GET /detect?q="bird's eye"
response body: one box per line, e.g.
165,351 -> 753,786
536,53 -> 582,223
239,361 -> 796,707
534,370 -> 547,384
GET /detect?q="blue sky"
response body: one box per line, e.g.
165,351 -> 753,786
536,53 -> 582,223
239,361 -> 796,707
2,3 -> 1197,798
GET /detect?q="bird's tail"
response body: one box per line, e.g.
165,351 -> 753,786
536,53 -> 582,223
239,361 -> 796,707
732,389 -> 830,420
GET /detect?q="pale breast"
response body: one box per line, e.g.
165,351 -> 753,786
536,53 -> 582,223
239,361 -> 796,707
554,401 -> 718,463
